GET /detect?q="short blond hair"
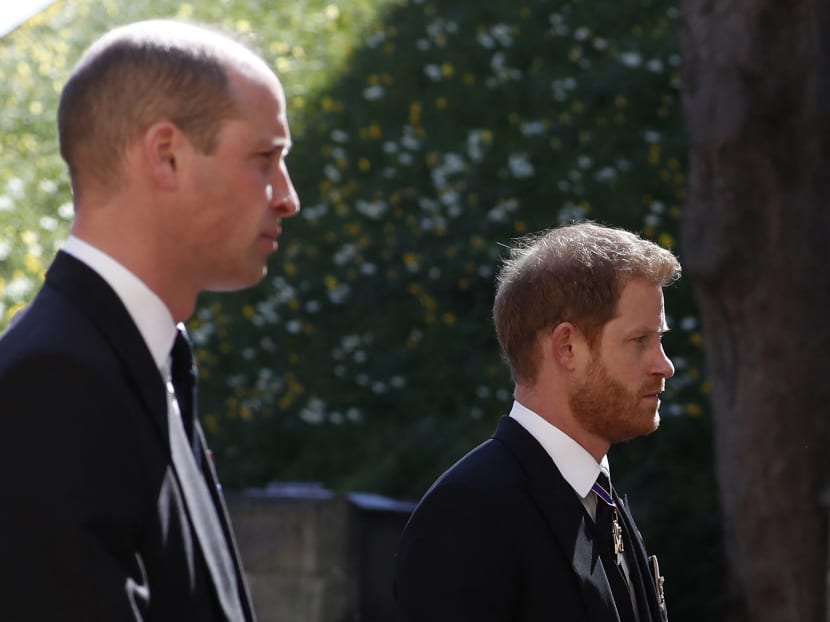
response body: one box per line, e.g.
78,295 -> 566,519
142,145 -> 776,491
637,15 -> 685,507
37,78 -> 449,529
58,20 -> 262,195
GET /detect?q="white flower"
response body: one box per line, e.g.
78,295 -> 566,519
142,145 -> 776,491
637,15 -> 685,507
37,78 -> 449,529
39,179 -> 58,194
6,177 -> 24,199
355,199 -> 389,219
330,129 -> 350,143
363,85 -> 385,101
366,32 -> 385,48
334,243 -> 356,266
644,130 -> 662,144
324,164 -> 342,182
40,216 -> 58,231
58,202 -> 74,219
558,202 -> 586,223
328,283 -> 352,304
299,398 -> 326,425
647,59 -> 664,74
620,51 -> 642,68
491,24 -> 513,47
7,276 -> 34,301
424,64 -> 442,81
508,153 -> 535,179
520,121 -> 546,137
681,316 -> 698,331
301,203 -> 329,221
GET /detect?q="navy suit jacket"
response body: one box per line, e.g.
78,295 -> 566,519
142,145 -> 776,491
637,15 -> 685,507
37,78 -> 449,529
394,416 -> 667,622
0,252 -> 255,621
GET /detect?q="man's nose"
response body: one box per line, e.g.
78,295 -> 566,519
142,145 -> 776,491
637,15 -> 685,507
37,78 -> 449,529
653,343 -> 675,378
271,164 -> 300,217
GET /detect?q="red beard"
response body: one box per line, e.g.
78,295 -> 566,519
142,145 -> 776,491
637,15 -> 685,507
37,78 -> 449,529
568,356 -> 664,444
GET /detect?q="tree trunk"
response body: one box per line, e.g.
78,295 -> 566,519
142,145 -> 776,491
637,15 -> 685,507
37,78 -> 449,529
679,1 -> 830,620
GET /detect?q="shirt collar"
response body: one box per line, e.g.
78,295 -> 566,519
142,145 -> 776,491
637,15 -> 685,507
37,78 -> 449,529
509,400 -> 610,499
62,235 -> 177,372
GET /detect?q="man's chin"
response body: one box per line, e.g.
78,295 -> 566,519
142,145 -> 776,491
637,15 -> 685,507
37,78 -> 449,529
206,268 -> 268,292
616,412 -> 660,443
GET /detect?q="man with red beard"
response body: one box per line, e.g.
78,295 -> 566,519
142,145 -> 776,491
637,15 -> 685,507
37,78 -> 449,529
394,222 -> 679,622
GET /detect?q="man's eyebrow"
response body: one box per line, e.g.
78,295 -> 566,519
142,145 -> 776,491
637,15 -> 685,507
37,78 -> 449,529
256,138 -> 292,154
628,325 -> 671,336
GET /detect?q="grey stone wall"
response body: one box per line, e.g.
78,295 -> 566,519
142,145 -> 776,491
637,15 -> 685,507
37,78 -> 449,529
226,483 -> 414,622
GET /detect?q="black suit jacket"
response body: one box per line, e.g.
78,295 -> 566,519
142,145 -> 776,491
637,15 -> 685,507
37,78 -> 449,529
0,252 -> 255,621
394,416 -> 667,622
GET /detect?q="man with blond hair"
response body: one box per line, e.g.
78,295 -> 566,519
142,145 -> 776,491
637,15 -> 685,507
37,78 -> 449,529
395,222 -> 677,622
0,19 -> 300,621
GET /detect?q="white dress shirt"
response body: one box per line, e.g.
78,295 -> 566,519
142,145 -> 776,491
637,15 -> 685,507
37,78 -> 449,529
62,235 -> 177,374
509,399 -> 609,519
509,400 -> 639,619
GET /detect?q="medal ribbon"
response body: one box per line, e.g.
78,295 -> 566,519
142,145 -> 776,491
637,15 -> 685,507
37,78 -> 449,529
592,475 -> 616,508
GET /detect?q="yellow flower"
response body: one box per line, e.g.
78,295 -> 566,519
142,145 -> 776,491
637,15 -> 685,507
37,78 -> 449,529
409,101 -> 422,125
370,122 -> 382,139
684,403 -> 703,416
239,405 -> 252,421
658,232 -> 675,250
203,414 -> 219,434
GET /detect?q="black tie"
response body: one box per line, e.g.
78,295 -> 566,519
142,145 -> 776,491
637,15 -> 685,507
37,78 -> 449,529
166,328 -> 246,620
594,472 -> 636,622
171,329 -> 201,466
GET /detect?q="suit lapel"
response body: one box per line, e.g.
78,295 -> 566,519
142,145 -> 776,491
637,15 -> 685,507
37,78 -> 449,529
44,252 -> 167,436
615,494 -> 663,622
492,417 -> 621,622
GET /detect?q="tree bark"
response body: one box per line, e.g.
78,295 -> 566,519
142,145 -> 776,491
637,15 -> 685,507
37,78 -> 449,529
679,1 -> 830,620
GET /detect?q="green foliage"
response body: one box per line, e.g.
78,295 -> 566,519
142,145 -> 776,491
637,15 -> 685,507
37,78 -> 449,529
1,0 -> 725,618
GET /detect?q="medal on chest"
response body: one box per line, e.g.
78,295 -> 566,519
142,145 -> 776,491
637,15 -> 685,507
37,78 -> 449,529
611,510 -> 625,562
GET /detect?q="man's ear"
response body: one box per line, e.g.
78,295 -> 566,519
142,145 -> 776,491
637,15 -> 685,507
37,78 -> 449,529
143,121 -> 183,191
550,322 -> 584,371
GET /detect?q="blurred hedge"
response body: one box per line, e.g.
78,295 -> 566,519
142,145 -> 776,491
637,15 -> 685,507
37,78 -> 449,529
1,0 -> 725,618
